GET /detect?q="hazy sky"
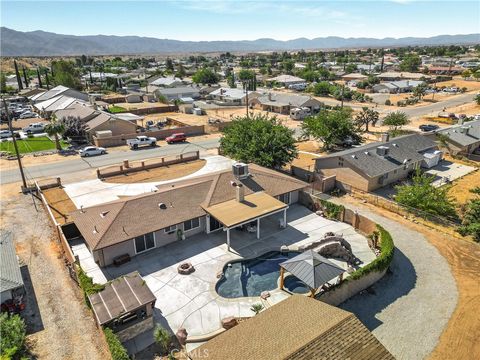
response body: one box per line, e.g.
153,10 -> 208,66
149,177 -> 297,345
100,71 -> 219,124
2,1 -> 479,41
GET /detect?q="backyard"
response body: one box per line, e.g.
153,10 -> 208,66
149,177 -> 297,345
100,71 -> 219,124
0,136 -> 67,154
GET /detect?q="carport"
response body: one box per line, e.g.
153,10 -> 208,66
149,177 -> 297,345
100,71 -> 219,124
203,192 -> 288,251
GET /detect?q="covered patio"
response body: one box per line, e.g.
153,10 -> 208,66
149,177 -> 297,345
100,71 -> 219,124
204,192 -> 288,251
279,250 -> 345,297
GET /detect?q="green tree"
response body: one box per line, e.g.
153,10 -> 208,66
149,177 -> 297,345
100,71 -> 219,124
192,68 -> 219,85
0,313 -> 26,359
458,187 -> 480,242
154,325 -> 171,355
51,60 -> 82,89
310,81 -> 332,96
462,69 -> 472,79
413,83 -> 428,100
301,108 -> 362,151
45,115 -> 65,151
383,111 -> 410,135
0,72 -> 7,93
475,94 -> 480,105
103,328 -> 129,360
237,69 -> 255,81
399,54 -> 422,72
165,57 -> 174,72
175,64 -> 186,78
354,107 -> 379,132
220,113 -> 298,169
227,74 -> 236,88
395,170 -> 457,218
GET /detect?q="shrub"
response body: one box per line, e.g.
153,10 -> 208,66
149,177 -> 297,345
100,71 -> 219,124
0,313 -> 26,359
103,328 -> 130,360
319,199 -> 344,220
385,99 -> 391,106
348,224 -> 394,280
250,303 -> 264,315
154,325 -> 171,355
108,105 -> 127,113
76,264 -> 105,305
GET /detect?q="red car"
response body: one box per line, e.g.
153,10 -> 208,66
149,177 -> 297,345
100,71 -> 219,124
166,133 -> 187,144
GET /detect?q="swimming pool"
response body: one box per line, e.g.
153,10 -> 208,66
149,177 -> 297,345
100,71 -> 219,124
215,251 -> 308,298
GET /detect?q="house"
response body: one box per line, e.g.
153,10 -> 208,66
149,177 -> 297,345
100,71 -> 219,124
315,134 -> 438,192
155,86 -> 200,101
34,95 -> 89,114
70,164 -> 307,267
189,295 -> 394,360
377,72 -> 429,81
373,80 -> 425,94
427,66 -> 465,75
54,102 -> 98,123
85,113 -> 137,140
341,73 -> 368,82
32,85 -> 89,103
267,75 -> 306,88
250,93 -> 322,115
437,119 -> 480,155
0,231 -> 25,303
209,88 -> 259,106
149,76 -> 185,88
88,271 -> 156,344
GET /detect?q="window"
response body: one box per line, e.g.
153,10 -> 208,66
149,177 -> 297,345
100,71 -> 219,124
278,192 -> 291,204
134,232 -> 155,254
184,217 -> 200,231
164,225 -> 177,233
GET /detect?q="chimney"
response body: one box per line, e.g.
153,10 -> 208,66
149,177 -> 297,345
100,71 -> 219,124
381,133 -> 390,143
235,183 -> 245,203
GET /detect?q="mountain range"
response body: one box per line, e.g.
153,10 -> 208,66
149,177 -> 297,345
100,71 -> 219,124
1,27 -> 479,56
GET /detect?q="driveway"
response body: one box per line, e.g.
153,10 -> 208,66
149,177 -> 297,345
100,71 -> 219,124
63,155 -> 233,208
325,196 -> 457,360
73,205 -> 375,342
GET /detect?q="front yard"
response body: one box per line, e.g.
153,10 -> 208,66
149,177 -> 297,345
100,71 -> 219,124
0,136 -> 67,154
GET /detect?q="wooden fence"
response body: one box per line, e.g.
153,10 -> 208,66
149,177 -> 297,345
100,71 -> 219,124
96,151 -> 200,178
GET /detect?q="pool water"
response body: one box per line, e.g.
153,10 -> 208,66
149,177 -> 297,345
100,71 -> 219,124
216,251 -> 307,298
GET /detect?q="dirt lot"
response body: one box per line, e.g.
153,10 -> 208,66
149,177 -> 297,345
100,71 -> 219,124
142,112 -> 209,127
448,170 -> 480,208
436,78 -> 480,91
42,187 -> 77,224
340,196 -> 480,360
104,159 -> 206,183
111,101 -> 171,111
0,186 -> 110,359
444,102 -> 480,116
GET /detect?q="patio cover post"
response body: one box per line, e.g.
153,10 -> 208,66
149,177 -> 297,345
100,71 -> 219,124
227,228 -> 231,252
279,267 -> 285,290
283,208 -> 287,228
257,218 -> 260,239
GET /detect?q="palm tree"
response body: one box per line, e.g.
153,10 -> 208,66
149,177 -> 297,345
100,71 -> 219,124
44,115 -> 65,151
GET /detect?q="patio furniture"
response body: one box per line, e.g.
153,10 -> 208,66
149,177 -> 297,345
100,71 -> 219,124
113,254 -> 131,266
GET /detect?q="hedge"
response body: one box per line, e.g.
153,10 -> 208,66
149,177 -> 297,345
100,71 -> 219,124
348,224 -> 394,280
319,199 -> 344,220
104,328 -> 130,360
76,264 -> 105,306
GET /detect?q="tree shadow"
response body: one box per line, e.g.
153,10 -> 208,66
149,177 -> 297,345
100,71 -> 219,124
339,247 -> 417,331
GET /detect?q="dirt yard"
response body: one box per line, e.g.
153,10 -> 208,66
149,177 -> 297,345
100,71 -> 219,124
0,186 -> 110,359
42,187 -> 77,224
435,78 -> 480,91
104,159 -> 206,183
448,170 -> 480,208
340,196 -> 480,360
444,102 -> 480,116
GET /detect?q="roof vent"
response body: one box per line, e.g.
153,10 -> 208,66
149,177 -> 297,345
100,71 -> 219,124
232,162 -> 249,180
392,143 -> 398,147
364,151 -> 370,155
80,205 -> 85,214
158,203 -> 167,209
351,155 -> 357,159
100,211 -> 109,218
93,226 -> 98,234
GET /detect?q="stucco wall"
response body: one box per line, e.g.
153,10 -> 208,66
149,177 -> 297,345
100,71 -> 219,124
98,240 -> 136,267
316,157 -> 370,192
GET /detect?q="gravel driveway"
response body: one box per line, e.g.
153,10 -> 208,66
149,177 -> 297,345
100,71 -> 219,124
329,197 -> 458,360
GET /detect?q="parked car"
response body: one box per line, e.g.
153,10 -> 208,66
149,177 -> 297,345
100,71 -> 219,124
0,130 -> 13,139
22,122 -> 45,133
19,111 -> 39,119
419,124 -> 439,132
166,133 -> 187,144
79,146 -> 106,157
126,135 -> 157,149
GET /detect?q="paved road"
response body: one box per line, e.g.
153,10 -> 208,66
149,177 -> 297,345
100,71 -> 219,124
0,138 -> 220,184
325,196 -> 457,360
401,93 -> 476,118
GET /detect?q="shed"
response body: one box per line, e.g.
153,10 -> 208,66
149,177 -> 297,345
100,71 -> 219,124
0,231 -> 25,303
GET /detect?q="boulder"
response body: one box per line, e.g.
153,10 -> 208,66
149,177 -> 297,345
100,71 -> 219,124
221,317 -> 238,330
260,291 -> 270,300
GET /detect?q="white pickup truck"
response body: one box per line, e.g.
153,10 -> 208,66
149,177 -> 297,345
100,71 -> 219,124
126,135 -> 157,149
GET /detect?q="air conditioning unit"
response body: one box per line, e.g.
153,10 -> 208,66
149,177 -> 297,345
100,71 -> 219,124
376,146 -> 390,157
232,162 -> 249,180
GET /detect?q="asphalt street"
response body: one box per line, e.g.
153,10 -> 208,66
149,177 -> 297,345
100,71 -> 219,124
1,138 -> 220,184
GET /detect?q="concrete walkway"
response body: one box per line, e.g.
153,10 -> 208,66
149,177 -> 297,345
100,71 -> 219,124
326,196 -> 458,360
63,155 -> 233,208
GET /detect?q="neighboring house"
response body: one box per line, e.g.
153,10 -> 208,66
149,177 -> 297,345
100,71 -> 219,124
377,72 -> 429,81
85,113 -> 137,139
155,86 -> 200,101
250,93 -> 322,115
373,80 -> 425,94
315,134 -> 438,192
341,73 -> 368,82
267,74 -> 306,87
436,119 -> 480,155
125,93 -> 143,103
0,231 -> 25,303
70,164 -> 307,267
32,85 -> 89,103
189,295 -> 394,360
54,102 -> 98,122
34,95 -> 89,114
149,76 -> 186,87
427,66 -> 465,75
88,271 -> 156,344
209,88 -> 259,106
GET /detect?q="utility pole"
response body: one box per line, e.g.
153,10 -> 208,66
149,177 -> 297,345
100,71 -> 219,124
2,99 -> 28,190
340,84 -> 345,108
244,81 -> 249,118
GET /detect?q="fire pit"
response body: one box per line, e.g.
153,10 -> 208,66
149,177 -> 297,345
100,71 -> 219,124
177,262 -> 195,275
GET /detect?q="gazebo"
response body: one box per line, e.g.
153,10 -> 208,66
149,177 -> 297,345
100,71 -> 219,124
279,250 -> 345,297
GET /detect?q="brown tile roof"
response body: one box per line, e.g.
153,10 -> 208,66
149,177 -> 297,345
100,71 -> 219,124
71,165 -> 307,250
85,112 -> 114,131
88,271 -> 156,325
189,295 -> 394,360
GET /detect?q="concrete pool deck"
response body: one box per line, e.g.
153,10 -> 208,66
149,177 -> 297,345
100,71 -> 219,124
72,205 -> 376,340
